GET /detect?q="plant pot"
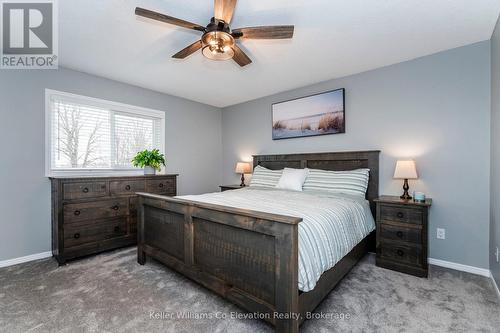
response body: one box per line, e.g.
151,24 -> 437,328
144,166 -> 156,175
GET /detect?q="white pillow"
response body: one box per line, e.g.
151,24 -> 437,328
249,165 -> 283,188
303,168 -> 370,197
276,168 -> 309,191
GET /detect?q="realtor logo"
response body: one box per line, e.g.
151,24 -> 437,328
1,0 -> 58,69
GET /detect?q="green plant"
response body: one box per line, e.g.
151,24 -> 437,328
131,149 -> 166,171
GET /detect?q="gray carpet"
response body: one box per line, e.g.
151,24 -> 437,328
0,248 -> 499,333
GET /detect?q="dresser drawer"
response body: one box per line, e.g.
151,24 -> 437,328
379,242 -> 422,266
110,180 -> 145,195
64,218 -> 127,248
63,198 -> 128,223
379,223 -> 422,244
146,178 -> 175,194
380,205 -> 423,225
63,182 -> 108,200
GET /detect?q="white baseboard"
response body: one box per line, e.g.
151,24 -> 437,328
0,251 -> 52,268
428,258 -> 491,277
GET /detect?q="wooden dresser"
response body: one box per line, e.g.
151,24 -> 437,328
374,195 -> 432,277
50,175 -> 177,264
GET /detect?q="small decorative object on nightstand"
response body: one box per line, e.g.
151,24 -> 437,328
220,184 -> 244,192
235,162 -> 252,187
394,160 -> 418,200
374,195 -> 432,277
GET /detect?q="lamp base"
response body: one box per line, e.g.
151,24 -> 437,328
240,173 -> 246,187
400,178 -> 412,200
400,193 -> 413,200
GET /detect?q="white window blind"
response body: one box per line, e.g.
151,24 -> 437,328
46,90 -> 165,175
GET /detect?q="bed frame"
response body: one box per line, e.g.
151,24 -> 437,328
137,150 -> 379,333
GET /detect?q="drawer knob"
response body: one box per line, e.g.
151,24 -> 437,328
112,205 -> 119,211
396,249 -> 404,257
74,210 -> 81,216
396,231 -> 404,238
73,233 -> 80,239
396,212 -> 404,218
158,183 -> 164,188
125,185 -> 131,191
82,187 -> 89,193
114,226 -> 120,232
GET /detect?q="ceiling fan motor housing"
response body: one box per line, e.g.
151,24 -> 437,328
206,17 -> 231,33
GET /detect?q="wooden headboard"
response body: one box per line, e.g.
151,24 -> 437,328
253,150 -> 380,214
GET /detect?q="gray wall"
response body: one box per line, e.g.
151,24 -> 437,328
0,41 -> 494,271
491,19 -> 500,286
0,68 -> 222,261
221,41 -> 491,269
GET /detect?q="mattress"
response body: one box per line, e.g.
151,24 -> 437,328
178,187 -> 375,292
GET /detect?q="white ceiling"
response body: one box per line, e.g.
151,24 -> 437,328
59,0 -> 500,107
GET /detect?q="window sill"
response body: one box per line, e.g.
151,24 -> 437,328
46,170 -> 166,178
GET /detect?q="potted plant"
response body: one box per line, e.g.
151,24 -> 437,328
131,149 -> 166,175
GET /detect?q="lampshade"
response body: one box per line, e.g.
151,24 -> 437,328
235,162 -> 252,174
394,160 -> 418,179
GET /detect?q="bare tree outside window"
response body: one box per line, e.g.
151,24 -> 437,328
114,114 -> 154,167
55,103 -> 105,168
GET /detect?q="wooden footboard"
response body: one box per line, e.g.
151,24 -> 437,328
137,191 -> 374,333
137,192 -> 302,333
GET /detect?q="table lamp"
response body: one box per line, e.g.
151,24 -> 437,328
235,162 -> 252,187
394,160 -> 418,200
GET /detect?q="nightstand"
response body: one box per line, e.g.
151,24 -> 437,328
374,195 -> 432,277
220,184 -> 244,192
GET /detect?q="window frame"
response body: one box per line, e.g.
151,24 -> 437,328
45,89 -> 166,177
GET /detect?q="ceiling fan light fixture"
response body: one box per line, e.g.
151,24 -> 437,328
201,31 -> 235,61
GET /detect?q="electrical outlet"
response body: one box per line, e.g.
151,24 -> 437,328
496,247 -> 499,263
437,228 -> 446,240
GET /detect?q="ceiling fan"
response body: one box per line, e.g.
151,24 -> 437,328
135,0 -> 294,67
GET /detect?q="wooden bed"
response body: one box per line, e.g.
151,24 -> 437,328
137,150 -> 380,333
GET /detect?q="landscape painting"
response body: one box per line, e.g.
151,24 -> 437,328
272,88 -> 345,140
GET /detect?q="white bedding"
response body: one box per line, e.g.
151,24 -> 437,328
178,187 -> 375,292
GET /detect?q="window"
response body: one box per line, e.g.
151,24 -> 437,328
45,89 -> 165,176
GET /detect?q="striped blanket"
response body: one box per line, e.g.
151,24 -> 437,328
178,187 -> 375,292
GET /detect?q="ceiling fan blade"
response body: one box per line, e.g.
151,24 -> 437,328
232,45 -> 252,67
172,40 -> 202,59
214,0 -> 237,23
232,25 -> 294,39
135,7 -> 205,32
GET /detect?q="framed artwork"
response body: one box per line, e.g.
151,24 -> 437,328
272,88 -> 345,140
